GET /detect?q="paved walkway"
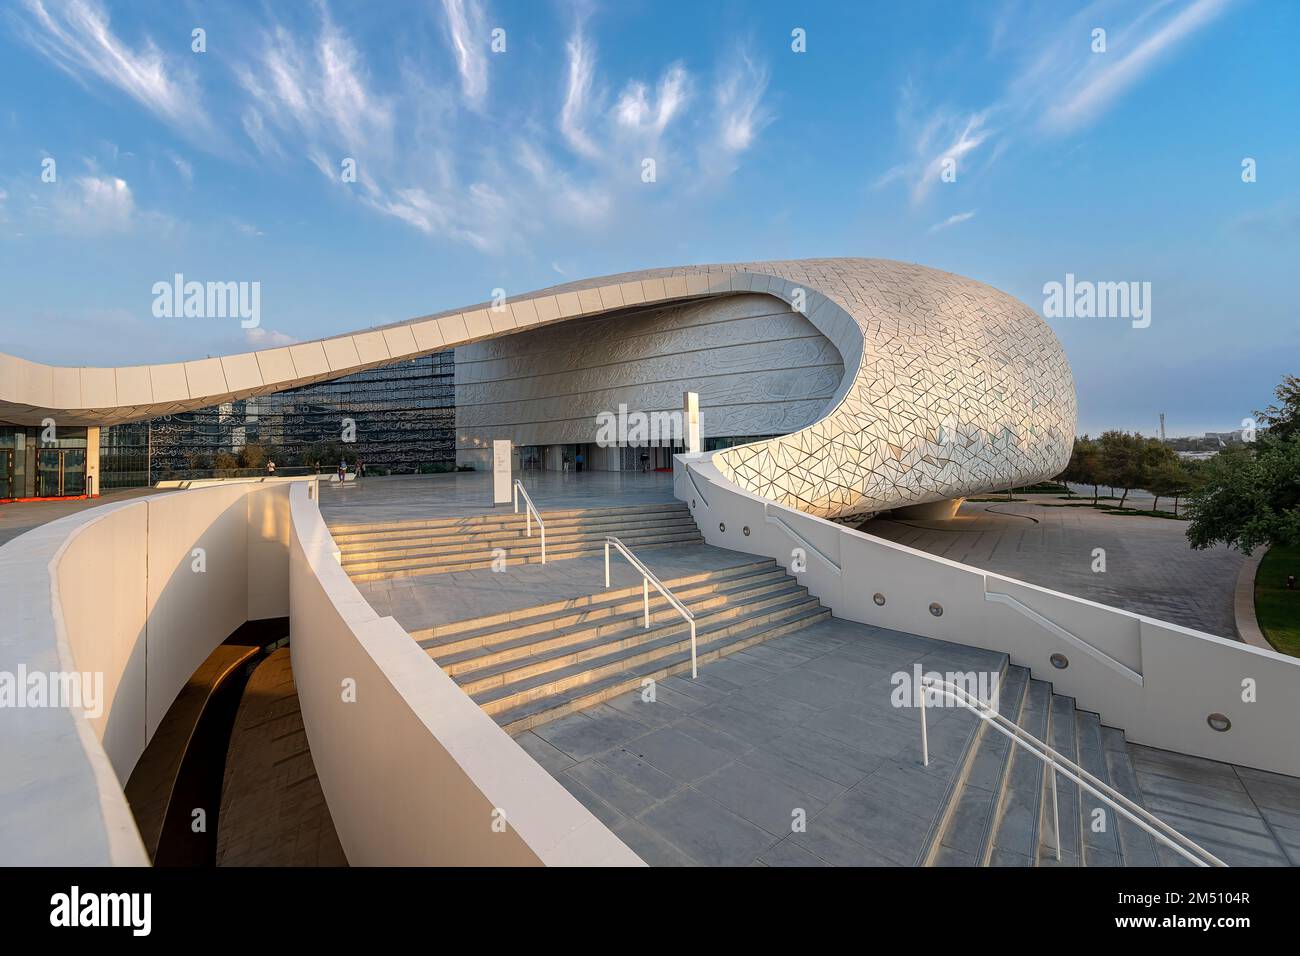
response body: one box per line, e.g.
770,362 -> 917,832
0,485 -> 167,546
517,617 -> 999,866
320,470 -> 676,523
867,497 -> 1246,639
215,648 -> 347,866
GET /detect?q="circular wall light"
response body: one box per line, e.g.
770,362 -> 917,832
742,526 -> 751,536
691,499 -> 696,508
873,593 -> 886,606
1049,653 -> 1069,670
718,522 -> 726,533
929,602 -> 943,617
1206,713 -> 1232,733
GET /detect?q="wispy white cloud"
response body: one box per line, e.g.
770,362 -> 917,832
167,151 -> 193,182
1041,0 -> 1233,133
18,0 -> 212,140
560,23 -> 601,159
440,0 -> 489,106
712,51 -> 770,154
16,0 -> 770,253
53,174 -> 135,234
878,0 -> 1233,204
928,209 -> 977,233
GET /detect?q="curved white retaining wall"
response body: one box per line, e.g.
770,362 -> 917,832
287,482 -> 640,866
2,478 -> 634,866
0,480 -> 293,865
676,454 -> 1300,778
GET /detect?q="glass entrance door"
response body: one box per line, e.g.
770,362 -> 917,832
37,449 -> 64,497
35,448 -> 87,497
0,450 -> 12,499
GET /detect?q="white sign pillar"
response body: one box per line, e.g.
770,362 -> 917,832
684,391 -> 702,454
492,439 -> 512,506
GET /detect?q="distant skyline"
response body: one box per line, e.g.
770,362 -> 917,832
1,0 -> 1296,437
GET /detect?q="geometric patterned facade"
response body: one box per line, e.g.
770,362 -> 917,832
704,259 -> 1077,518
517,258 -> 1077,520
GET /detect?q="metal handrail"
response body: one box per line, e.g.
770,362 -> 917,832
512,479 -> 546,564
918,677 -> 1226,868
604,535 -> 698,678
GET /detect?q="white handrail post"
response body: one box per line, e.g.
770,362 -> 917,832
540,525 -> 545,563
604,539 -> 610,588
919,681 -> 929,767
1050,767 -> 1061,862
513,480 -> 519,513
643,577 -> 650,628
690,621 -> 697,679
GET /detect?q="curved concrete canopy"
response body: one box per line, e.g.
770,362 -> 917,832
0,258 -> 1077,518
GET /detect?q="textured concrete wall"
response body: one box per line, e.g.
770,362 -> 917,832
454,293 -> 842,465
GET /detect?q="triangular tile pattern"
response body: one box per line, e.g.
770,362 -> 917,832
498,258 -> 1076,521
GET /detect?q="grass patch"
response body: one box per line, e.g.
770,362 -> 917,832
1097,507 -> 1189,520
969,497 -> 1027,502
1256,543 -> 1300,657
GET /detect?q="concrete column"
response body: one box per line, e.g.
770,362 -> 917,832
86,426 -> 101,497
684,391 -> 701,454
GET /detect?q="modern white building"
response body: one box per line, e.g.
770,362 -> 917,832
3,258 -> 1296,869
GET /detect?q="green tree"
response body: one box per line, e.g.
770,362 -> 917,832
1098,431 -> 1146,509
1256,374 -> 1300,441
1185,436 -> 1300,554
238,441 -> 268,470
1058,435 -> 1103,503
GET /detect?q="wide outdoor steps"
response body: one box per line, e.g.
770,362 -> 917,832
921,664 -> 1165,866
421,558 -> 830,734
331,502 -> 702,580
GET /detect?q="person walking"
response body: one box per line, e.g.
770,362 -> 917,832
356,457 -> 365,479
266,460 -> 276,477
338,458 -> 347,482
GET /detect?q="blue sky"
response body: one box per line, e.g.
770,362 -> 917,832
0,0 -> 1296,436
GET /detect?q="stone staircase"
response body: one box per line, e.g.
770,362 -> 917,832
331,502 -> 702,581
921,662 -> 1169,867
414,558 -> 830,734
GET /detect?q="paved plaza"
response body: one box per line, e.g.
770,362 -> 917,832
868,497 -> 1247,639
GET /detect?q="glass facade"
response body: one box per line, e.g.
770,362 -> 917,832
0,426 -> 89,499
101,353 -> 456,486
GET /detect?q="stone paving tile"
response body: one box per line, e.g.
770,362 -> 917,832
695,760 -> 831,836
513,729 -> 576,775
593,748 -> 685,801
757,838 -> 831,867
622,725 -> 738,783
637,788 -> 778,866
609,818 -> 694,867
563,761 -> 661,817
532,709 -> 648,761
